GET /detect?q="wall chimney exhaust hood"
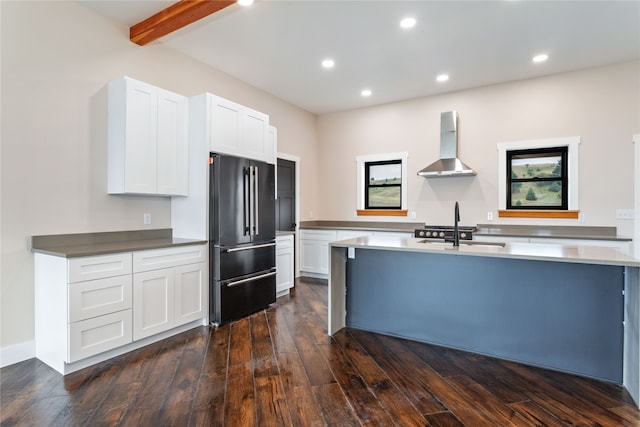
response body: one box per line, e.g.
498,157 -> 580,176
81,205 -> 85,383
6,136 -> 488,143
417,111 -> 476,178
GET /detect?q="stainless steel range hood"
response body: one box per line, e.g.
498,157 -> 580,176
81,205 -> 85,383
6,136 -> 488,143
417,111 -> 476,178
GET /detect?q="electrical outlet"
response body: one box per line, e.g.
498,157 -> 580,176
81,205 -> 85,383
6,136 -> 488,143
487,211 -> 493,221
410,211 -> 417,219
143,213 -> 151,225
578,212 -> 585,223
615,209 -> 634,220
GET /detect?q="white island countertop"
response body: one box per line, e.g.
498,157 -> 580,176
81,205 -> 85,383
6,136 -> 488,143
330,235 -> 640,268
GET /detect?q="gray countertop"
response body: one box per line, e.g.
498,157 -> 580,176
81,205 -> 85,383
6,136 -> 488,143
330,235 -> 640,267
32,229 -> 207,258
300,220 -> 632,241
300,220 -> 422,232
475,224 -> 632,241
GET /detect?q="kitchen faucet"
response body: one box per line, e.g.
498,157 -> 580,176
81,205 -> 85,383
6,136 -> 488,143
453,201 -> 460,247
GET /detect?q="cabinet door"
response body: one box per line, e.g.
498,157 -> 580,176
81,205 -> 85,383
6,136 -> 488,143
174,262 -> 206,326
276,237 -> 294,293
124,78 -> 157,194
300,230 -> 336,274
133,268 -> 174,340
210,95 -> 243,156
243,107 -> 269,162
156,88 -> 188,195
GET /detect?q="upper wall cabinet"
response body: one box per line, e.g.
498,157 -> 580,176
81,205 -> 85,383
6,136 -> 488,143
190,93 -> 273,164
108,76 -> 188,196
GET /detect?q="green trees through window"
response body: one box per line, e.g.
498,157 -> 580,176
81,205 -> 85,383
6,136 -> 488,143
507,147 -> 568,209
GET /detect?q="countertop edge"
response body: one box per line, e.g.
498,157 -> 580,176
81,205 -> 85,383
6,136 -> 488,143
32,238 -> 207,258
474,231 -> 632,242
330,237 -> 640,268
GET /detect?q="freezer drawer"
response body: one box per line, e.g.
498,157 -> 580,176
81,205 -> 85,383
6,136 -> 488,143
213,242 -> 275,280
210,269 -> 276,325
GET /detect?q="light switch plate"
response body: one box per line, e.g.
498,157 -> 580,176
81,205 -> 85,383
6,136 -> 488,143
616,209 -> 634,220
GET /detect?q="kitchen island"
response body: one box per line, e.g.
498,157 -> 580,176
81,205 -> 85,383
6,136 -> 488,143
329,235 -> 640,406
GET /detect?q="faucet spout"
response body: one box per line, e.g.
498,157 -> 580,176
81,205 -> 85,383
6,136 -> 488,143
453,201 -> 460,247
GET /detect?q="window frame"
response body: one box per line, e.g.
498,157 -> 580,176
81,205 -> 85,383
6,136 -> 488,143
506,146 -> 568,210
356,152 -> 408,216
364,159 -> 403,210
497,137 -> 580,212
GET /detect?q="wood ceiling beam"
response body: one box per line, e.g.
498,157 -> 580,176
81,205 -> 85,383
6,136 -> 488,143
130,0 -> 236,46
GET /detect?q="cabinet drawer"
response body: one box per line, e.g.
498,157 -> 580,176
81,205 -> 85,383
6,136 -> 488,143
68,309 -> 132,362
300,229 -> 337,241
68,253 -> 132,283
276,235 -> 294,250
133,245 -> 207,273
69,276 -> 132,322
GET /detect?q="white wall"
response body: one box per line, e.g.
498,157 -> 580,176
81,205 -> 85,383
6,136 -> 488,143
317,61 -> 640,232
0,1 -> 317,355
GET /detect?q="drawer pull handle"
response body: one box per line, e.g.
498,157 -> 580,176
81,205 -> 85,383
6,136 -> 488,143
227,271 -> 276,287
225,242 -> 276,253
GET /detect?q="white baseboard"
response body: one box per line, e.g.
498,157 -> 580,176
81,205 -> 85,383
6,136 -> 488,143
0,340 -> 35,368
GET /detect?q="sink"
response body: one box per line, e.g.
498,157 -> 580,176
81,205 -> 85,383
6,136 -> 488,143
418,239 -> 506,248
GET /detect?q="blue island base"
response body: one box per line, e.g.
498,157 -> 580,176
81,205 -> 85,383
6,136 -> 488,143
345,248 -> 624,383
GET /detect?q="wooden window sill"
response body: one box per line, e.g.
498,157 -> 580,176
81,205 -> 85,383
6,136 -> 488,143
498,210 -> 579,219
357,209 -> 408,217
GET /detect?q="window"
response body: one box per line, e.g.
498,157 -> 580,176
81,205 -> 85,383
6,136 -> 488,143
356,152 -> 408,216
507,147 -> 568,209
497,136 -> 580,218
364,160 -> 402,209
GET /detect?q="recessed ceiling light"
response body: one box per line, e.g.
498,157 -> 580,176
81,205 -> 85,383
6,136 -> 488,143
321,59 -> 335,69
436,74 -> 449,82
361,89 -> 372,97
237,0 -> 253,6
532,53 -> 549,63
400,17 -> 416,29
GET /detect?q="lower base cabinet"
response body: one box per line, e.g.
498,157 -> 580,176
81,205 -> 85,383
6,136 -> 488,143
34,244 -> 207,375
133,262 -> 206,340
276,234 -> 294,295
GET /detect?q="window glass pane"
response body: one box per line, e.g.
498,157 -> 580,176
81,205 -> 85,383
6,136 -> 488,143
369,163 -> 401,185
368,186 -> 401,208
511,181 -> 563,207
511,153 -> 563,179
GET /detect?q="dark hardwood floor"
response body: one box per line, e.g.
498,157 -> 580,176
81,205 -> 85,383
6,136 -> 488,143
2,276 -> 640,426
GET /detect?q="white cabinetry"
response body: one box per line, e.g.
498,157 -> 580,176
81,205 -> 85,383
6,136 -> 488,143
276,234 -> 294,296
191,93 -> 273,164
34,244 -> 207,375
300,230 -> 337,275
373,231 -> 413,238
300,229 -> 415,277
35,253 -> 134,374
132,245 -> 207,340
108,76 -> 188,196
336,230 -> 373,240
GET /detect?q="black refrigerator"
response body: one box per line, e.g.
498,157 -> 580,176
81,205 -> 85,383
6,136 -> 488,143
209,152 -> 276,326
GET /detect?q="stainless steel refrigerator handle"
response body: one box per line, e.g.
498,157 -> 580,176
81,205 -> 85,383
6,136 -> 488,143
244,167 -> 250,235
225,242 -> 276,252
226,271 -> 276,287
253,166 -> 260,235
249,166 -> 255,236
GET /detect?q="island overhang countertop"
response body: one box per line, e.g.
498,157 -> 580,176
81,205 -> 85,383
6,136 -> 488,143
329,235 -> 640,267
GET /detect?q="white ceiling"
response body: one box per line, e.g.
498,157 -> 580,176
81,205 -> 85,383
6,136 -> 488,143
79,0 -> 640,115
